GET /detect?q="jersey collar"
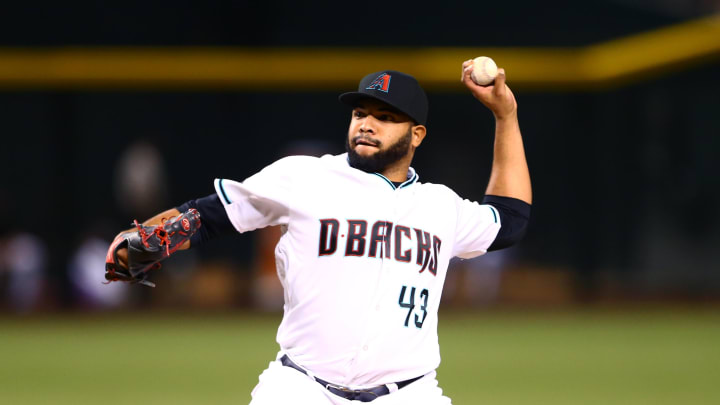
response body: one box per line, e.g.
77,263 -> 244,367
341,153 -> 419,190
372,167 -> 419,190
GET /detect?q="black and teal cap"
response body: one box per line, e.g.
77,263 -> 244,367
339,70 -> 428,125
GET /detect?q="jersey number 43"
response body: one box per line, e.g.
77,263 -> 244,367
398,286 -> 429,328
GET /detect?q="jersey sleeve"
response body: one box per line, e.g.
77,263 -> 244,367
452,196 -> 502,259
213,157 -> 298,233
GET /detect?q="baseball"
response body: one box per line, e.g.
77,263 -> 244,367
471,56 -> 498,86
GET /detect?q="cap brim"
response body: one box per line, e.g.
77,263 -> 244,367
338,92 -> 419,124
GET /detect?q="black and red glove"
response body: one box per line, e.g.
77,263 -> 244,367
105,208 -> 201,287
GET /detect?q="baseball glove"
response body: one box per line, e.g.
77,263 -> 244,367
105,208 -> 202,287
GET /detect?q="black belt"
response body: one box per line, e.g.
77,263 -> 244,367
280,354 -> 423,402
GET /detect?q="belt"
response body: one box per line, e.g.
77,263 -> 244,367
280,355 -> 423,402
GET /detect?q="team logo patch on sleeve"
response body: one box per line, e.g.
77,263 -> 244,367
366,73 -> 392,93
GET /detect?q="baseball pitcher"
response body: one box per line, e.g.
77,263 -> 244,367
106,60 -> 532,404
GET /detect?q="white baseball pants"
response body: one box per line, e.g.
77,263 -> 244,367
249,357 -> 452,405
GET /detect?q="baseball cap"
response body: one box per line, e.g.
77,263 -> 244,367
339,70 -> 428,125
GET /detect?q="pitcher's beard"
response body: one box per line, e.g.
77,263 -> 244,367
346,129 -> 412,174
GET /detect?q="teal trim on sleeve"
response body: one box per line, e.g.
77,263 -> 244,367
218,179 -> 232,204
489,205 -> 499,224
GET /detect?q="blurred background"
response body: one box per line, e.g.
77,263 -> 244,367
1,1 -> 719,404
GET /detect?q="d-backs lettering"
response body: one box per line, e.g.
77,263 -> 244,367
318,219 -> 441,275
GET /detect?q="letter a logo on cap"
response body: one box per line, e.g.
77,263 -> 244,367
366,73 -> 391,93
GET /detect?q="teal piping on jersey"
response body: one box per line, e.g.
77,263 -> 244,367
216,178 -> 232,204
342,154 -> 419,190
487,204 -> 499,224
372,170 -> 419,190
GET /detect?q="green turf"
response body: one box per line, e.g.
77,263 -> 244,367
0,309 -> 718,404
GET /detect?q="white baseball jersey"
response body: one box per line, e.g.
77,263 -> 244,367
215,153 -> 500,388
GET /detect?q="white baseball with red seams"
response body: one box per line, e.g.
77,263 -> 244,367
214,153 -> 500,393
471,56 -> 498,86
